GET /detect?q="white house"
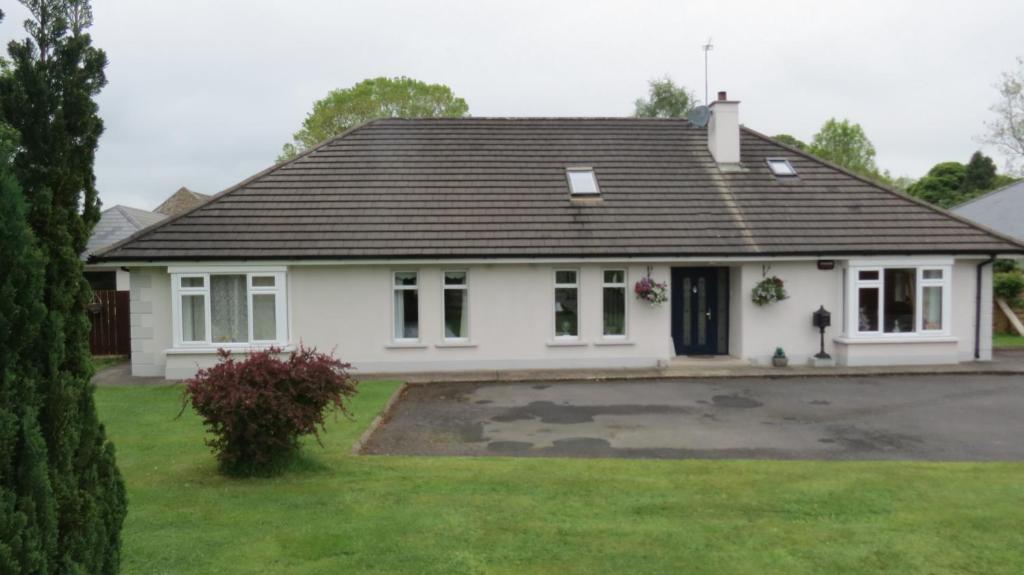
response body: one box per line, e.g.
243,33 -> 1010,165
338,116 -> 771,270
93,94 -> 1024,379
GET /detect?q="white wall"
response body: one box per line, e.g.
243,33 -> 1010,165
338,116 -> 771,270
287,264 -> 673,373
129,267 -> 171,376
731,261 -> 844,365
155,263 -> 674,378
132,257 -> 995,379
115,268 -> 130,291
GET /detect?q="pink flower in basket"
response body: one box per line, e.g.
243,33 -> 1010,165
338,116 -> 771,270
634,276 -> 668,305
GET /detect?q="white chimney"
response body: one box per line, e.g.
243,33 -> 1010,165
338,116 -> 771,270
708,91 -> 741,166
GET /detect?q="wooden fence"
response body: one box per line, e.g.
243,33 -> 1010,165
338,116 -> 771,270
89,290 -> 131,356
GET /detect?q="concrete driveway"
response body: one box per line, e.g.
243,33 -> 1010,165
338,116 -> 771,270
361,374 -> 1024,461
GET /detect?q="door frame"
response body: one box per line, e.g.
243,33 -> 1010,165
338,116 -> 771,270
671,267 -> 730,356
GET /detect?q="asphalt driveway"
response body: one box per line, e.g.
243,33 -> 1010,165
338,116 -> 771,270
361,374 -> 1024,461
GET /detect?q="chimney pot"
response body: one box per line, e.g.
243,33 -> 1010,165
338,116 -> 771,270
717,91 -> 728,101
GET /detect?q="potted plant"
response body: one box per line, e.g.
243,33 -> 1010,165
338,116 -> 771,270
772,347 -> 788,367
751,276 -> 789,306
634,276 -> 668,306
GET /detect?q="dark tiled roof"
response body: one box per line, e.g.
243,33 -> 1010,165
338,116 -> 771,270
96,118 -> 1024,261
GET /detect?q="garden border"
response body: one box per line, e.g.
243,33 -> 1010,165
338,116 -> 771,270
350,382 -> 408,454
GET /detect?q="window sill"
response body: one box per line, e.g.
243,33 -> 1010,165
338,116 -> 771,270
594,339 -> 635,346
165,344 -> 294,355
436,341 -> 477,349
834,335 -> 957,345
546,340 -> 588,347
385,342 -> 428,350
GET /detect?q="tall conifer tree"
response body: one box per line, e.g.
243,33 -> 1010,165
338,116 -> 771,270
0,2 -> 126,572
0,117 -> 59,575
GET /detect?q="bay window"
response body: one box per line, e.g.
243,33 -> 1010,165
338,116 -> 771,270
848,263 -> 951,337
172,270 -> 287,347
602,269 -> 627,337
443,271 -> 469,340
554,270 -> 579,338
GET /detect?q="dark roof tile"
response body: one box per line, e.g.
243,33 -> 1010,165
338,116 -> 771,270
95,118 -> 1024,261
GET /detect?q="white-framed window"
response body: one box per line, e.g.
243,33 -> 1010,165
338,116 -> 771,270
443,271 -> 469,341
847,262 -> 951,337
766,157 -> 798,177
171,270 -> 288,347
602,269 -> 627,338
566,167 -> 600,196
393,271 -> 420,341
554,270 -> 579,338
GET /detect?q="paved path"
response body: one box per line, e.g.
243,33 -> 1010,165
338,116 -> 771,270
91,363 -> 175,386
362,374 -> 1024,461
361,350 -> 1024,384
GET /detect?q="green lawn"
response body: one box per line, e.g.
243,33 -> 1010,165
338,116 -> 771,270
97,383 -> 1024,575
994,333 -> 1024,348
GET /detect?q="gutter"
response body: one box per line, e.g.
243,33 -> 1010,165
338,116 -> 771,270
975,254 -> 997,359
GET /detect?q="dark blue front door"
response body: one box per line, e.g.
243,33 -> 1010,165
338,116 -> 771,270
671,267 -> 728,356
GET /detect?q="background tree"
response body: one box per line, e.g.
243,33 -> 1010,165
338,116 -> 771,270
906,151 -> 1017,208
279,76 -> 469,161
773,134 -> 807,151
807,118 -> 883,180
0,2 -> 126,573
634,77 -> 695,118
906,162 -> 967,208
983,56 -> 1024,174
961,151 -> 998,195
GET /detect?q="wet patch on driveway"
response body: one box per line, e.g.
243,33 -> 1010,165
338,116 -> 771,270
491,401 -> 696,424
360,375 -> 1024,461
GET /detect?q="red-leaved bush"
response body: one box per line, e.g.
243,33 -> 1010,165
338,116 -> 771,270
182,345 -> 358,473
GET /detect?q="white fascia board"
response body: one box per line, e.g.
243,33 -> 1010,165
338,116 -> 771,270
137,255 -> 829,268
845,257 -> 955,267
134,254 -> 982,269
167,265 -> 288,274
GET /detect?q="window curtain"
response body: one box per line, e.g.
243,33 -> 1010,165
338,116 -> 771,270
444,289 -> 467,338
181,294 -> 206,341
211,275 -> 248,343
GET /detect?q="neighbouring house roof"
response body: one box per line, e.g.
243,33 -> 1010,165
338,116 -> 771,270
95,118 -> 1024,262
85,205 -> 167,259
952,180 -> 1024,243
154,186 -> 211,216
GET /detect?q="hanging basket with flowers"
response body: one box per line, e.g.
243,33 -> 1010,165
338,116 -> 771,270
634,276 -> 668,306
751,275 -> 789,306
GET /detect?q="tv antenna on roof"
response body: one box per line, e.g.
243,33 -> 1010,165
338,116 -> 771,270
702,38 -> 714,105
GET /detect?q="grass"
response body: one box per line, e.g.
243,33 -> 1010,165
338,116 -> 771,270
994,333 -> 1024,348
97,383 -> 1024,575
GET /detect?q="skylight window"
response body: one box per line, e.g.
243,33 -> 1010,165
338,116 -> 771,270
766,158 -> 798,177
566,167 -> 600,195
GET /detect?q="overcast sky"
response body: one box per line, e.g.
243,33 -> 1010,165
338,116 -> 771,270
2,0 -> 1022,210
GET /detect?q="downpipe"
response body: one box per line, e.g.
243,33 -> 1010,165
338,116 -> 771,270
975,254 -> 996,360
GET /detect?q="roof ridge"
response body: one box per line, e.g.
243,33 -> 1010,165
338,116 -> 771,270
740,126 -> 1024,252
113,204 -> 145,229
90,119 -> 384,260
